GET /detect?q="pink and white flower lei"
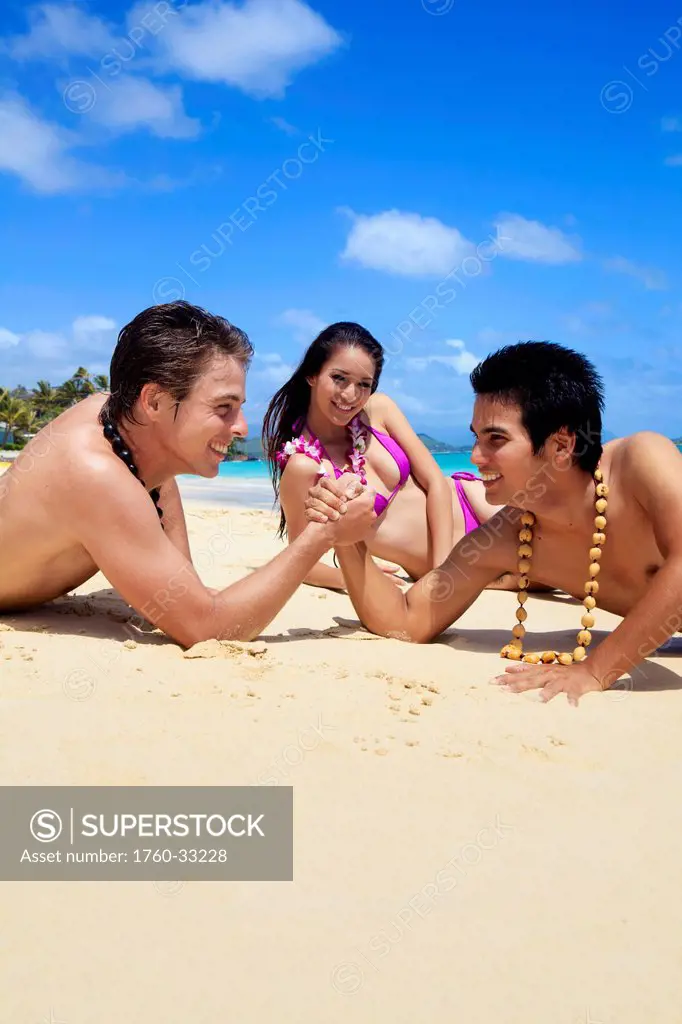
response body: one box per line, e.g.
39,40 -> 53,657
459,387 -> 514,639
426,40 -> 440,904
275,434 -> 326,476
276,415 -> 368,485
347,415 -> 367,484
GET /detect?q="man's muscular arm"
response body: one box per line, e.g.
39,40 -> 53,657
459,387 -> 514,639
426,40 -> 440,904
588,432 -> 682,686
499,433 -> 682,705
309,475 -> 514,642
73,458 -> 375,648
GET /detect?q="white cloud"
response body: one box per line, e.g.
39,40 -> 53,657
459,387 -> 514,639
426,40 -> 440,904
381,380 -> 426,414
5,3 -> 115,60
340,209 -> 475,278
85,76 -> 200,139
662,116 -> 682,132
0,315 -> 117,367
444,339 -> 480,373
72,315 -> 117,347
277,308 -> 326,343
72,315 -> 116,334
6,3 -> 198,138
0,76 -> 193,193
603,256 -> 668,291
664,154 -> 682,167
0,92 -> 123,193
147,0 -> 344,98
254,351 -> 294,384
24,330 -> 70,359
3,1 -> 341,157
493,213 -> 582,264
0,328 -> 21,349
269,115 -> 299,136
405,339 -> 480,375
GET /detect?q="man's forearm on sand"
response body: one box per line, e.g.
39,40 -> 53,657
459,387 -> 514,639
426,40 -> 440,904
336,542 -> 410,637
205,523 -> 336,642
588,557 -> 682,687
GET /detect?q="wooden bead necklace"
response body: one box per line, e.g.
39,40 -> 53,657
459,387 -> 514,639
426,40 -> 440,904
102,417 -> 165,529
500,467 -> 608,665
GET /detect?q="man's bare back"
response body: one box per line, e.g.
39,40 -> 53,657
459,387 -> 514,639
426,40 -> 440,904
0,393 -> 204,610
0,397 -> 111,607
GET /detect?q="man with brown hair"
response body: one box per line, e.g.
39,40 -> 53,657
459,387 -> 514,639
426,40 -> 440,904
0,301 -> 376,646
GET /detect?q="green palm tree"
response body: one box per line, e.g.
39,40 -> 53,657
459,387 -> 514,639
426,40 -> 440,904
31,380 -> 59,418
18,406 -> 37,430
0,396 -> 30,445
93,373 -> 109,391
56,379 -> 82,406
72,367 -> 95,396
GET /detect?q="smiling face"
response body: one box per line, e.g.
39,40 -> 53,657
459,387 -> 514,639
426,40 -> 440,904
469,395 -> 543,504
163,351 -> 248,477
307,345 -> 377,426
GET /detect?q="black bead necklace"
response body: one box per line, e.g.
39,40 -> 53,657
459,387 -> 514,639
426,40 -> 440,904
102,417 -> 164,527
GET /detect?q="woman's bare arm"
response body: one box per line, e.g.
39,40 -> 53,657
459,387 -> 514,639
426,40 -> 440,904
279,456 -> 348,590
369,393 -> 455,567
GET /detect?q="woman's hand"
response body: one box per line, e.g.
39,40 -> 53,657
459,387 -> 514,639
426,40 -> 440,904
304,474 -> 367,523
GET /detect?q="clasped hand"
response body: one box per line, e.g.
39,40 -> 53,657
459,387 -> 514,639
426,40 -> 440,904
305,473 -> 377,544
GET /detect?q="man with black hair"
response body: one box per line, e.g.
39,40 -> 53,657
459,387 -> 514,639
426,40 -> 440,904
0,301 -> 376,646
303,341 -> 682,705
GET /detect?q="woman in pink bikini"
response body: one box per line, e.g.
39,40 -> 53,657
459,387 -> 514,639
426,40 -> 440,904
262,322 -> 511,591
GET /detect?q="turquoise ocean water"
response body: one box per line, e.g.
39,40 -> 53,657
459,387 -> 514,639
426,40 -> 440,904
177,446 -> 682,510
177,453 -> 477,509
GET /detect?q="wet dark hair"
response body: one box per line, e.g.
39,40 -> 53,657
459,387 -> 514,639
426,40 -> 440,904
99,301 -> 253,426
469,340 -> 604,473
262,321 -> 384,538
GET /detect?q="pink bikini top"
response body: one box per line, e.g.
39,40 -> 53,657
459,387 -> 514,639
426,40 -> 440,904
297,420 -> 410,516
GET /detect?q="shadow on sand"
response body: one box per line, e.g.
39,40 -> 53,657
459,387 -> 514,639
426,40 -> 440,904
0,590 -> 171,647
4,596 -> 682,693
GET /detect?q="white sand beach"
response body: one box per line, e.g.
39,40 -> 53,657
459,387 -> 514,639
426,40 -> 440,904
2,488 -> 682,1022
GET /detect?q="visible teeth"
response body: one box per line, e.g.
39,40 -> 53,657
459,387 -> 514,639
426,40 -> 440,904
210,442 -> 230,454
481,472 -> 501,481
333,403 -> 353,412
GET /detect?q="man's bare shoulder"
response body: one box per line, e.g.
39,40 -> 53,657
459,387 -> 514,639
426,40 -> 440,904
31,403 -> 154,517
614,430 -> 680,461
607,431 -> 682,482
20,396 -> 109,467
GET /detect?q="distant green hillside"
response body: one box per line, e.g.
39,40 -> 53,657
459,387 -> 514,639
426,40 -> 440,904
230,436 -> 265,459
417,433 -> 457,453
231,432 -> 458,460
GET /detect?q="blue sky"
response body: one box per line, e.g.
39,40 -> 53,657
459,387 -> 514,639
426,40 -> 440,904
1,0 -> 681,444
